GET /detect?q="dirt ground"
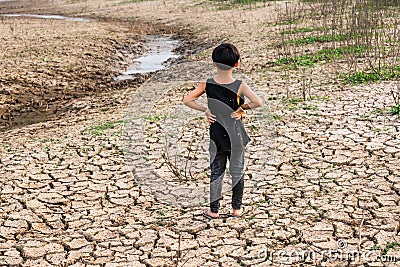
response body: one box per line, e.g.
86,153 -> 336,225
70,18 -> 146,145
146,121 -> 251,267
0,0 -> 399,266
0,0 -> 207,131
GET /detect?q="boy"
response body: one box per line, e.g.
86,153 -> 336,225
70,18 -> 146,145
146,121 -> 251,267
183,43 -> 262,218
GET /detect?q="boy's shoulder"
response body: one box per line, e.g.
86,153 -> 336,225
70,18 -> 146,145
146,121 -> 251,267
239,80 -> 249,88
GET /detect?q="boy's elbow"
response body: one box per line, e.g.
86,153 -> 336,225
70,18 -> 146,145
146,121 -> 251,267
182,97 -> 192,106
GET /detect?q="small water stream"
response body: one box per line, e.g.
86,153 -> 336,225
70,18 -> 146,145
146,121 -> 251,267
0,12 -> 185,131
116,35 -> 181,81
1,13 -> 91,22
2,13 -> 182,81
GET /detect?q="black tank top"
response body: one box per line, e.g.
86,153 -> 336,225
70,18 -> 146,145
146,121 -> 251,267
205,78 -> 250,152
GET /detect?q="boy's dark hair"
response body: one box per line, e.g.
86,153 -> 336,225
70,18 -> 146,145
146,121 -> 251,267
212,43 -> 240,70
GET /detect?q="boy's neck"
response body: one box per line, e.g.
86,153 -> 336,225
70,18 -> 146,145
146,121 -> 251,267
215,69 -> 234,79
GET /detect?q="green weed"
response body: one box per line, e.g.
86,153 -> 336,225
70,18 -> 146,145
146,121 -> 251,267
344,67 -> 400,84
302,105 -> 317,110
232,0 -> 283,4
390,105 -> 400,115
276,54 -> 315,67
271,114 -> 282,121
317,45 -> 366,59
144,115 -> 167,123
383,242 -> 399,255
288,34 -> 348,45
279,27 -> 320,35
87,120 -> 126,136
346,72 -> 381,84
283,97 -> 303,105
119,0 -> 150,4
276,45 -> 366,68
217,4 -> 233,10
373,108 -> 388,114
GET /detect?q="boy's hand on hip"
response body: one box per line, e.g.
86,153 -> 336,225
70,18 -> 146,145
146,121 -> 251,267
205,110 -> 216,124
230,108 -> 244,120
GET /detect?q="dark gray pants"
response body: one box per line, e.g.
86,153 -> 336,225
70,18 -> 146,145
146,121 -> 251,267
209,148 -> 245,213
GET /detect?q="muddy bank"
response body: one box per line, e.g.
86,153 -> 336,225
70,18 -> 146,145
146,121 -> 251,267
0,15 -> 141,131
0,3 -> 212,132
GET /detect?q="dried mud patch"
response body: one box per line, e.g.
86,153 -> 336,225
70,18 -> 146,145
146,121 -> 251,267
0,11 -> 210,131
0,15 -> 147,130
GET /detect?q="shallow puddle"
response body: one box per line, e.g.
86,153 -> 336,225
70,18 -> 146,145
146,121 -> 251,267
116,35 -> 180,81
1,13 -> 91,22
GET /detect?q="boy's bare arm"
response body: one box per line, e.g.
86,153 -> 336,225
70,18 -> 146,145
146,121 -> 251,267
183,82 -> 207,112
240,82 -> 263,109
183,81 -> 216,123
231,82 -> 262,120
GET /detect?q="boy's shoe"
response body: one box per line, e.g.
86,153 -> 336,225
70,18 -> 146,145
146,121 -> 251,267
203,208 -> 219,219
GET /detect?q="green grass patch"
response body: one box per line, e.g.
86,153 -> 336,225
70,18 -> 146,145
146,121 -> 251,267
283,97 -> 310,105
282,96 -> 323,111
232,0 -> 264,3
372,108 -> 388,114
302,104 -> 317,110
119,0 -> 151,4
317,45 -> 366,59
229,0 -> 283,3
217,4 -> 233,10
276,54 -> 315,67
347,72 -> 381,83
288,33 -> 348,45
271,114 -> 281,121
288,97 -> 303,105
344,67 -> 400,84
144,115 -> 167,123
87,120 -> 126,136
279,27 -> 321,35
308,95 -> 326,101
372,106 -> 400,116
214,0 -> 284,10
276,45 -> 367,68
390,105 -> 400,115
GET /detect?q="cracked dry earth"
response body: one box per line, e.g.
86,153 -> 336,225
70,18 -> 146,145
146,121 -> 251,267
1,0 -> 400,267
